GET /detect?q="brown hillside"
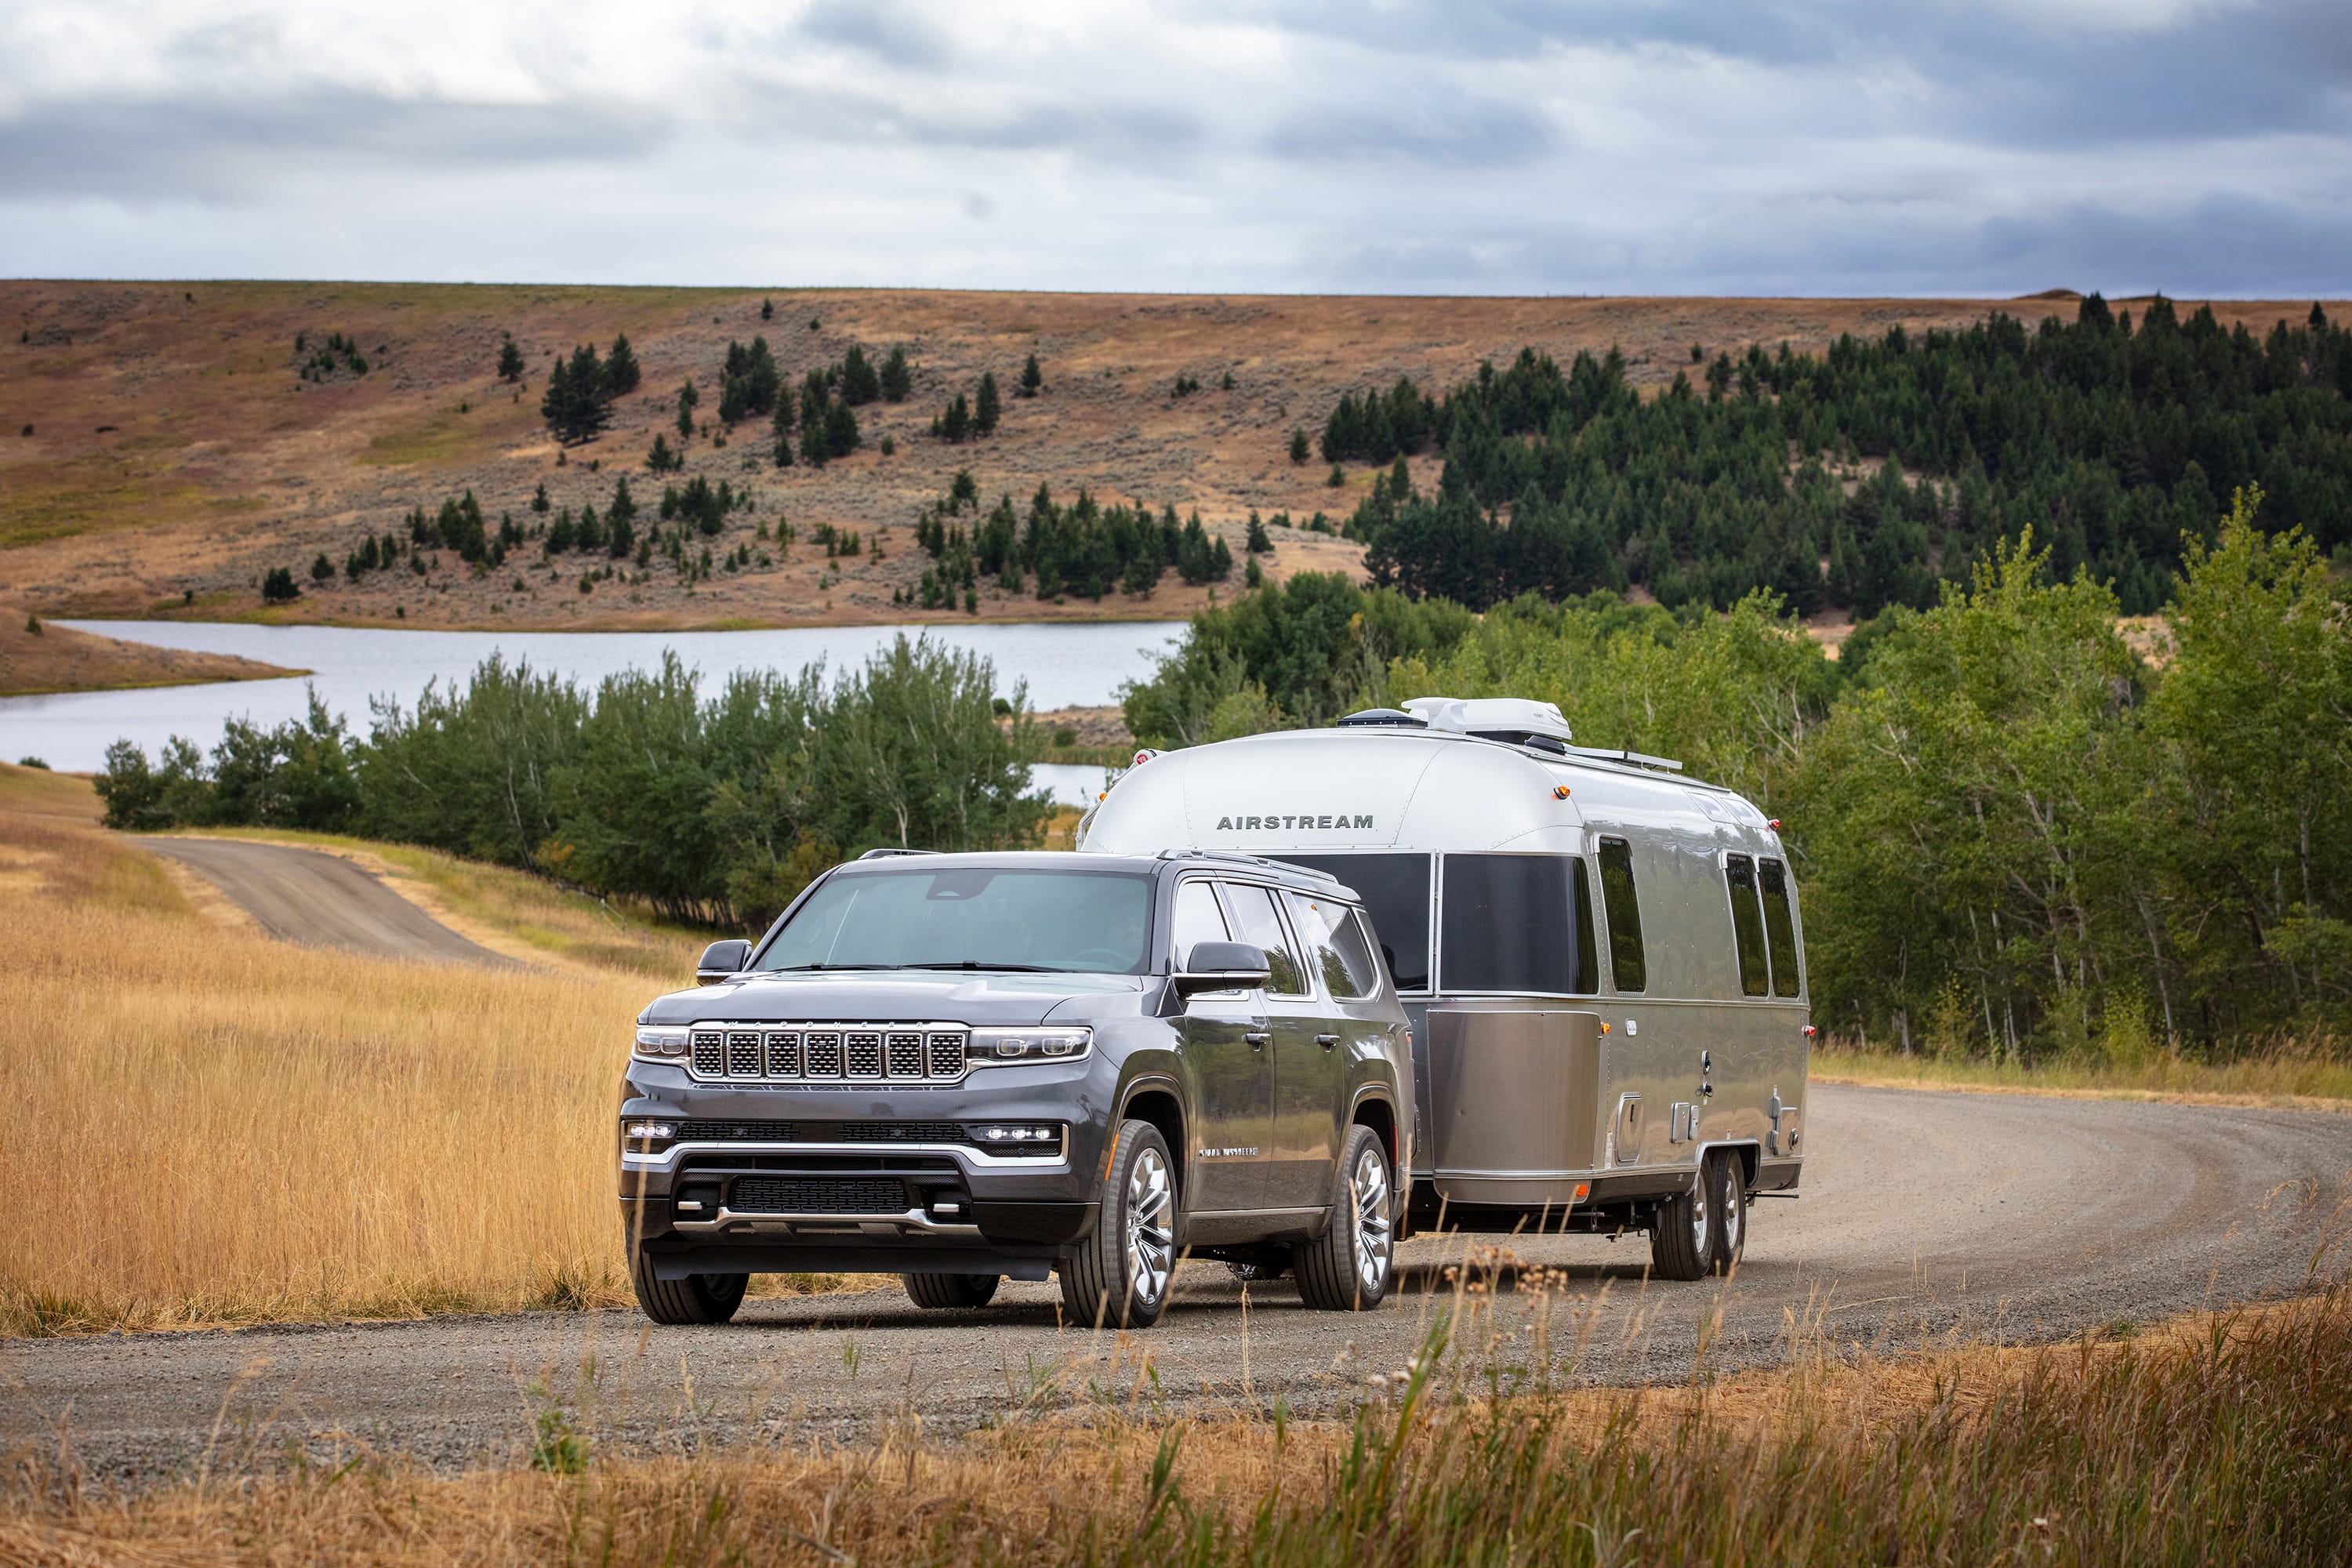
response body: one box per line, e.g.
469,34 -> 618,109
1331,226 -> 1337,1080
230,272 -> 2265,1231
2,283 -> 2338,632
0,609 -> 296,699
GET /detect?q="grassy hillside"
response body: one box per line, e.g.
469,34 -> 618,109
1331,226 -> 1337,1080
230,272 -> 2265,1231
13,281 -> 2332,632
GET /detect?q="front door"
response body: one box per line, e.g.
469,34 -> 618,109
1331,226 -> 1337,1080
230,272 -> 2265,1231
1172,878 -> 1271,1213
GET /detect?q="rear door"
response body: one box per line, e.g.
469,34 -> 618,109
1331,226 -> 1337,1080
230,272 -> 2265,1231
1223,883 -> 1330,1211
1171,877 -> 1272,1214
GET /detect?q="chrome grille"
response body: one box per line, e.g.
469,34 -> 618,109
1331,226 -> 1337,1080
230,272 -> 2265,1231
684,1023 -> 969,1086
691,1030 -> 724,1076
804,1031 -> 843,1077
886,1032 -> 926,1077
727,1031 -> 763,1076
764,1030 -> 802,1076
927,1032 -> 965,1077
845,1031 -> 883,1077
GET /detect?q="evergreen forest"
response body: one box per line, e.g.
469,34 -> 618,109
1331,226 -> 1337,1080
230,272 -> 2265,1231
1330,298 -> 2352,616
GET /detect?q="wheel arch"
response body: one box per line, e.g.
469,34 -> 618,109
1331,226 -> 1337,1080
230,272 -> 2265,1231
1117,1080 -> 1187,1200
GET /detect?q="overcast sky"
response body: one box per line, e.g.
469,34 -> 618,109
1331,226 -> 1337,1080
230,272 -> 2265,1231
2,0 -> 2347,296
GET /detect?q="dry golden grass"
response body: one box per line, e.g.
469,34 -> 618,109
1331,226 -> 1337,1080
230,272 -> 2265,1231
0,764 -> 825,1338
0,610 -> 296,698
1813,1040 -> 2352,1111
5,1294 -> 2347,1566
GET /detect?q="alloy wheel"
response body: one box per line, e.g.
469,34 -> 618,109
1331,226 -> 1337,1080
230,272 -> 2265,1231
1125,1144 -> 1174,1305
1352,1144 -> 1393,1292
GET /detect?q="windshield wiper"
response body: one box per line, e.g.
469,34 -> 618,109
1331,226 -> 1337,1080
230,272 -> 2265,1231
764,963 -> 870,972
895,961 -> 1060,973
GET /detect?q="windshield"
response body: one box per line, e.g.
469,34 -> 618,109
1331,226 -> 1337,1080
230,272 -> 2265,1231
758,866 -> 1156,975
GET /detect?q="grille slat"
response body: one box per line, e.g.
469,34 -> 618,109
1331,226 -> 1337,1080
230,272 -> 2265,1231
728,1176 -> 906,1214
683,1024 -> 967,1085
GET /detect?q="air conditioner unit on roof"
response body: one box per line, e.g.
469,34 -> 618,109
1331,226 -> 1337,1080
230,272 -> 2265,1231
1402,697 -> 1574,743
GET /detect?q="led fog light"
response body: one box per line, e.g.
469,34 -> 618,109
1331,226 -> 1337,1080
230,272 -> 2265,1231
968,1123 -> 1061,1148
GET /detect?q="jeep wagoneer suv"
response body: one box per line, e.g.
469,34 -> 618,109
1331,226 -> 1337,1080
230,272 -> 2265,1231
619,850 -> 1412,1327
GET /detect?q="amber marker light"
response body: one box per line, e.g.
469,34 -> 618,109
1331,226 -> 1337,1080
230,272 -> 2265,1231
1553,785 -> 1571,799
1601,1022 -> 1611,1034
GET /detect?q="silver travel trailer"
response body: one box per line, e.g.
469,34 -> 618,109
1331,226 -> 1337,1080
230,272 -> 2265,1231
1076,696 -> 1810,1279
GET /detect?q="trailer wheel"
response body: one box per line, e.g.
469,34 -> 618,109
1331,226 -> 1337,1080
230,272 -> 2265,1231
1294,1126 -> 1396,1311
903,1272 -> 1000,1309
630,1247 -> 748,1325
1647,1162 -> 1715,1281
1709,1152 -> 1747,1276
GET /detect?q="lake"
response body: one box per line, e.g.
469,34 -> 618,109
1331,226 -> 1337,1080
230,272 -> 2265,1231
1,619 -> 1186,807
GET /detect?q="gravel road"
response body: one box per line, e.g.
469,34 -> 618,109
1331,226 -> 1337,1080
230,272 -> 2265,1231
5,1084 -> 2345,1485
141,836 -> 515,967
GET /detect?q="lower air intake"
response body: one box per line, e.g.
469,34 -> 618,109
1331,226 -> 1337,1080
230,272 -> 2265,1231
728,1177 -> 906,1215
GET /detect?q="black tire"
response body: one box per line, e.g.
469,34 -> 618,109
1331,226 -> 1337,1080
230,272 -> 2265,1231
630,1247 -> 748,1325
1294,1125 -> 1396,1312
904,1272 -> 1001,1309
1647,1157 -> 1717,1281
1059,1119 -> 1178,1328
1709,1151 -> 1747,1276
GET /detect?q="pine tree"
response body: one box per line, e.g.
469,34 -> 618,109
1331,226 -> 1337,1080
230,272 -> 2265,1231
1246,513 -> 1272,553
261,566 -> 300,602
542,343 -> 615,444
676,380 -> 698,441
531,482 -> 551,514
880,345 -> 912,402
497,337 -> 524,382
840,346 -> 882,405
761,298 -> 774,321
310,552 -> 333,582
1289,427 -> 1309,463
940,393 -> 971,443
646,433 -> 678,472
826,398 -> 860,457
975,372 -> 1001,435
604,334 -> 641,396
800,409 -> 831,467
1020,353 -> 1043,397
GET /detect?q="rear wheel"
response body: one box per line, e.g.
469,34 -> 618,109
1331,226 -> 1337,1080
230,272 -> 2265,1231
1294,1126 -> 1395,1311
1647,1160 -> 1715,1281
630,1247 -> 748,1325
903,1272 -> 1000,1309
1060,1119 -> 1178,1328
1709,1152 -> 1747,1275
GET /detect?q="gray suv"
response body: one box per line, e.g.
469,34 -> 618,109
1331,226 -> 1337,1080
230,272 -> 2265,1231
619,849 -> 1413,1327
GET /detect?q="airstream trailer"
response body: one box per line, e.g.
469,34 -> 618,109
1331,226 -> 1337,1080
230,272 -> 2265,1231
1076,696 -> 1809,1279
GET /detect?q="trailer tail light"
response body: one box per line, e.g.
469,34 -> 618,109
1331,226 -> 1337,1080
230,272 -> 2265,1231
1802,1025 -> 1817,1037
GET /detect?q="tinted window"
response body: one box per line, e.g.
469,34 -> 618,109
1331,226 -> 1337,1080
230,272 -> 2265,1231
1223,883 -> 1308,996
1759,858 -> 1802,997
1285,892 -> 1383,999
1272,853 -> 1431,991
1571,857 -> 1600,996
1439,855 -> 1595,995
1724,853 -> 1769,997
762,867 -> 1153,974
1171,879 -> 1229,967
1596,838 -> 1647,993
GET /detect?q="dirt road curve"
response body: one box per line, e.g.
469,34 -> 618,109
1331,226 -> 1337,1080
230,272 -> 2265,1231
141,837 -> 515,967
4,1086 -> 2344,1484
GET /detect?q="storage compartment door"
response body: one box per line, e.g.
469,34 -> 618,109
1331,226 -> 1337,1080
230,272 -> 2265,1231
1426,1008 -> 1603,1207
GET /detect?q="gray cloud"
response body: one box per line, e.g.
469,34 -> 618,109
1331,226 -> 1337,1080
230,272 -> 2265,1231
797,0 -> 954,71
1265,96 -> 1558,168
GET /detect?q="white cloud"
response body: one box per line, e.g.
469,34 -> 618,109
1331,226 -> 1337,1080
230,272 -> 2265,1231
0,0 -> 2344,294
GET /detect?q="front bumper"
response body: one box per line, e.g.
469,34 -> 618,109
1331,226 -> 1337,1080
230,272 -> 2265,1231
618,1055 -> 1109,1272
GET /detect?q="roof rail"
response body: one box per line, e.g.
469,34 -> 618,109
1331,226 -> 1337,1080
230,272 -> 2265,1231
1155,847 -> 1341,883
1563,744 -> 1684,772
858,847 -> 938,859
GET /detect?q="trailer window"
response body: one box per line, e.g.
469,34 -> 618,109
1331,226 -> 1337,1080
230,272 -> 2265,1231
1439,855 -> 1595,995
1595,838 -> 1647,993
1285,892 -> 1383,999
1269,854 -> 1431,992
1759,858 -> 1802,997
1724,854 -> 1769,996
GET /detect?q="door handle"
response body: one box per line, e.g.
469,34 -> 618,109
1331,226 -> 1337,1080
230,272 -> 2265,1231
1316,1033 -> 1339,1050
1244,1031 -> 1271,1049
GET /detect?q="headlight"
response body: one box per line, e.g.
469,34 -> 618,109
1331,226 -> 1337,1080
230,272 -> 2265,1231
967,1026 -> 1091,1064
622,1120 -> 677,1154
634,1025 -> 690,1058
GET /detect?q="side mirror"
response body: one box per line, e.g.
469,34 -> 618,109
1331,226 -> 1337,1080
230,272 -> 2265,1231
1174,940 -> 1271,997
696,939 -> 752,984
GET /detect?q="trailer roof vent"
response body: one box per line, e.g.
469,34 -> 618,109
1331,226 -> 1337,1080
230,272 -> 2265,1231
1337,708 -> 1429,728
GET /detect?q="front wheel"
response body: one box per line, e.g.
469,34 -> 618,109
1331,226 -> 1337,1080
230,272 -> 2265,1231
630,1246 -> 747,1325
1060,1119 -> 1178,1328
1294,1126 -> 1396,1311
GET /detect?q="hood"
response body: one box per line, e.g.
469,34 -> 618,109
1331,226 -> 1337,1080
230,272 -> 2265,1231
639,969 -> 1149,1027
